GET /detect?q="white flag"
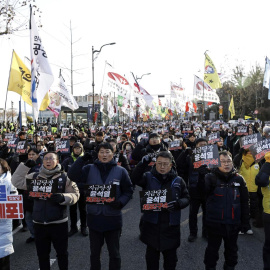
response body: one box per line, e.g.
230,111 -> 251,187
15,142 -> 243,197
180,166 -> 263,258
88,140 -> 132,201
30,9 -> 54,121
48,90 -> 61,117
57,76 -> 79,111
263,57 -> 270,100
193,75 -> 220,103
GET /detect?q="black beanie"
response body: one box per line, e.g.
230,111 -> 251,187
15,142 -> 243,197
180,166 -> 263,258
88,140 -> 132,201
195,137 -> 208,146
149,133 -> 160,139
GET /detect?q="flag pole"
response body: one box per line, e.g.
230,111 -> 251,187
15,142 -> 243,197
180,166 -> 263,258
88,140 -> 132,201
5,50 -> 14,126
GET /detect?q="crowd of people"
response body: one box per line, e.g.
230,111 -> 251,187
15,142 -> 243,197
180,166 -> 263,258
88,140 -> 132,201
0,119 -> 270,270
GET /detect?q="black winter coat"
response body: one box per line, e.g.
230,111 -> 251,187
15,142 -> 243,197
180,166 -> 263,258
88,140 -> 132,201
137,167 -> 189,251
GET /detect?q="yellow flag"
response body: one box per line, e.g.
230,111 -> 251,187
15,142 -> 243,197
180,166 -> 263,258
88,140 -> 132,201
229,96 -> 235,119
204,53 -> 222,89
245,115 -> 252,120
7,50 -> 49,110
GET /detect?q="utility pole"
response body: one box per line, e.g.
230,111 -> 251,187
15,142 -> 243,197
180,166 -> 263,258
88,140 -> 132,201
11,101 -> 14,123
70,21 -> 74,124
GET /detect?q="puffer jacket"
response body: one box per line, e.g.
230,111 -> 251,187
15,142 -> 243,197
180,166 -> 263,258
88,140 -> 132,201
0,172 -> 17,259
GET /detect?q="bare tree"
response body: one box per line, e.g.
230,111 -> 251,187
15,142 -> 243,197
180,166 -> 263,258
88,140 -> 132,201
0,0 -> 41,36
6,108 -> 17,122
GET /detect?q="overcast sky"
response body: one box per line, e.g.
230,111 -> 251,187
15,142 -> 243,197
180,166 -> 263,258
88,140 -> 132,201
0,0 -> 269,112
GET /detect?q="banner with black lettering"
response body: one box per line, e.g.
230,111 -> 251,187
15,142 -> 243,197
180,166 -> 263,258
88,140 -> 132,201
16,141 -> 27,154
240,133 -> 262,149
168,140 -> 182,150
7,138 -> 17,149
181,124 -> 193,133
208,132 -> 221,144
84,184 -> 116,204
249,139 -> 270,162
192,144 -> 220,169
140,188 -> 172,212
26,178 -> 59,199
236,126 -> 248,136
4,133 -> 14,142
212,125 -> 220,131
55,140 -> 70,154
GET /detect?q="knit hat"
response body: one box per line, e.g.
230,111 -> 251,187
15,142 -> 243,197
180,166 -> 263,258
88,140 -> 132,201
73,142 -> 83,150
265,152 -> 270,163
149,133 -> 160,139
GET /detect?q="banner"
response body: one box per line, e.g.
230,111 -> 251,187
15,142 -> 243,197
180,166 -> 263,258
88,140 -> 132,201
193,75 -> 220,103
192,144 -> 220,169
250,139 -> 270,162
168,140 -> 182,150
208,132 -> 221,144
140,188 -> 172,212
0,186 -> 24,219
204,53 -> 222,89
84,184 -> 116,204
16,141 -> 27,154
7,50 -> 49,110
30,9 -> 54,121
27,178 -> 59,199
235,126 -> 248,136
55,140 -> 70,153
240,133 -> 262,149
263,57 -> 270,96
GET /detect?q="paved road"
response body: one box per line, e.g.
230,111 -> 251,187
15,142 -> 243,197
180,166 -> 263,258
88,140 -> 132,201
11,189 -> 265,270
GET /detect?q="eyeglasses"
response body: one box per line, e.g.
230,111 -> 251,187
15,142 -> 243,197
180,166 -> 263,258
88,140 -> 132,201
43,157 -> 56,161
156,162 -> 171,167
220,160 -> 232,164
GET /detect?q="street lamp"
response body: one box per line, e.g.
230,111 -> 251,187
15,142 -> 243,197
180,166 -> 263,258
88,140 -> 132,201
92,42 -> 116,124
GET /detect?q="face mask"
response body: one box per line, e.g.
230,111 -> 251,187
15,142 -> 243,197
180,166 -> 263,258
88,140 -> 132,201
126,145 -> 131,150
228,132 -> 232,136
163,138 -> 169,142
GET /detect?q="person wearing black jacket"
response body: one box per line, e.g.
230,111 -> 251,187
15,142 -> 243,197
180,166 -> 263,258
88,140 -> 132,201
204,151 -> 249,270
0,140 -> 9,159
133,151 -> 189,270
176,137 -> 209,242
61,142 -> 88,237
131,133 -> 168,163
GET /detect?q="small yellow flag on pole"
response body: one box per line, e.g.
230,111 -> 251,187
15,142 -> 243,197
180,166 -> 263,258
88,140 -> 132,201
204,53 -> 222,89
229,96 -> 235,119
7,50 -> 49,110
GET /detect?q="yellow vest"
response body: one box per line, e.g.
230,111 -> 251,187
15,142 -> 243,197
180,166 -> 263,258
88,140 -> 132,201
261,185 -> 270,214
239,162 -> 260,192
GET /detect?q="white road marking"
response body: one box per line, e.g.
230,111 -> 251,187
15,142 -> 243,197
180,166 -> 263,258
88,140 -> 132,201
122,208 -> 132,214
12,224 -> 23,235
180,212 -> 202,226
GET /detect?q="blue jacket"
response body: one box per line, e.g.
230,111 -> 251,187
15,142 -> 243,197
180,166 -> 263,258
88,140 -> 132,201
134,165 -> 189,226
68,158 -> 133,217
205,168 -> 249,226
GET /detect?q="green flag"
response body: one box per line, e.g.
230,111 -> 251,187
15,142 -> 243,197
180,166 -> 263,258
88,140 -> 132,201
118,95 -> 123,107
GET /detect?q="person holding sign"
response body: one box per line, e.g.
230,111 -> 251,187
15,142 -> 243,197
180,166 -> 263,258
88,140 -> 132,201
11,152 -> 80,270
176,138 -> 210,242
68,142 -> 133,270
204,151 -> 249,270
132,151 -> 189,270
255,152 -> 270,270
0,159 -> 18,270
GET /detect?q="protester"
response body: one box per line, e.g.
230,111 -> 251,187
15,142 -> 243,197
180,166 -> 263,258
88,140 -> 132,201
11,151 -> 80,270
68,142 -> 133,270
133,151 -> 189,270
0,159 -> 17,270
204,151 -> 249,270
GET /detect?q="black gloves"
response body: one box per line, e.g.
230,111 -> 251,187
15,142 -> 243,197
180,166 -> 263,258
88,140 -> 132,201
13,153 -> 19,163
167,200 -> 180,212
25,159 -> 36,168
50,193 -> 65,203
142,155 -> 152,165
110,200 -> 122,209
81,152 -> 92,162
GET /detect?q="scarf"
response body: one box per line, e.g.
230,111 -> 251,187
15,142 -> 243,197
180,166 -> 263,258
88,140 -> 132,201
39,164 -> 62,178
